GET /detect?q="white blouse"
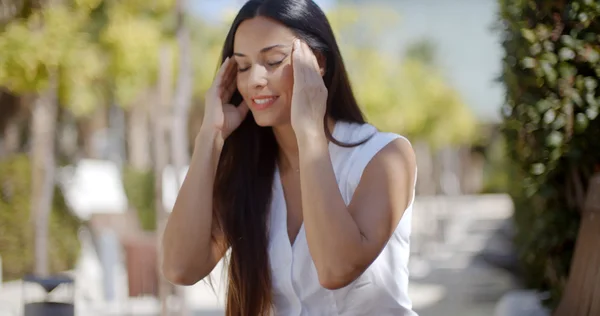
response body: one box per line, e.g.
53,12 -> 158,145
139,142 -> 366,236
268,121 -> 418,316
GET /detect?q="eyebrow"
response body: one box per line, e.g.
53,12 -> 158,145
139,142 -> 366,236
233,44 -> 291,57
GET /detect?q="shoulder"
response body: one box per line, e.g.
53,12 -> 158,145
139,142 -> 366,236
346,129 -> 417,242
333,121 -> 417,200
363,135 -> 416,188
336,121 -> 415,171
369,134 -> 415,169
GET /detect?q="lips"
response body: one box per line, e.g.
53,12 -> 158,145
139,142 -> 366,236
252,96 -> 279,110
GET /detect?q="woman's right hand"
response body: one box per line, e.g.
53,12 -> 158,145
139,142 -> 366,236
200,57 -> 249,146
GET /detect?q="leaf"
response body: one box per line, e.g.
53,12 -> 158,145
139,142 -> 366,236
575,113 -> 589,132
559,47 -> 576,60
561,35 -> 577,48
546,131 -> 563,147
586,106 -> 599,120
522,57 -> 537,68
584,77 -> 598,91
531,163 -> 546,176
543,109 -> 556,124
521,28 -> 537,43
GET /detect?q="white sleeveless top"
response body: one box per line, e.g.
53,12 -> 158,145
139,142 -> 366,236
268,121 -> 418,316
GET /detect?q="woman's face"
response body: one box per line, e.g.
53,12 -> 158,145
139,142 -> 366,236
233,16 -> 297,127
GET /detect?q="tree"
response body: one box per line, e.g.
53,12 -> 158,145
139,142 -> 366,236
99,2 -> 183,314
100,0 -> 171,169
0,0 -> 104,276
0,0 -> 176,281
499,0 -> 600,313
327,5 -> 477,150
170,0 -> 193,185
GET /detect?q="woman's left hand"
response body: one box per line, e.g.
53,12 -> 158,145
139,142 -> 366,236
290,39 -> 328,140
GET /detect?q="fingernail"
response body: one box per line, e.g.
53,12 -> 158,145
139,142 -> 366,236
294,39 -> 300,48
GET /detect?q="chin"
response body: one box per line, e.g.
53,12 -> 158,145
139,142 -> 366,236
252,112 -> 289,128
254,118 -> 275,127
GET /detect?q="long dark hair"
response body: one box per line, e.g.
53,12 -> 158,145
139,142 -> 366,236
213,1 -> 368,315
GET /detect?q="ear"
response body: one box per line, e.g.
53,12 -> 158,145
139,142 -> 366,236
315,51 -> 327,77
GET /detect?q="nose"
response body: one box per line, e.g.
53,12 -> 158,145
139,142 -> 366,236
247,64 -> 268,90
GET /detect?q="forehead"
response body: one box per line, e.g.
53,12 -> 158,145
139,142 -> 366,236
234,16 -> 296,54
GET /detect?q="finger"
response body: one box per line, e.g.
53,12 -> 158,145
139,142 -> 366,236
294,45 -> 315,87
302,43 -> 319,69
213,57 -> 231,88
220,62 -> 239,102
297,43 -> 324,87
221,76 -> 237,101
220,59 -> 236,90
301,42 -> 321,76
292,39 -> 305,84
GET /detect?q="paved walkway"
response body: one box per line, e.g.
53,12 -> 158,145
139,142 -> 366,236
408,194 -> 519,316
0,194 -> 519,316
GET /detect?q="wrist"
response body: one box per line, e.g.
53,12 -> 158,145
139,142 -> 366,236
295,124 -> 326,145
194,128 -> 224,173
196,127 -> 223,153
297,130 -> 328,153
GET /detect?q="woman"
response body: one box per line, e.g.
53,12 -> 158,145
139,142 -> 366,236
161,0 -> 418,315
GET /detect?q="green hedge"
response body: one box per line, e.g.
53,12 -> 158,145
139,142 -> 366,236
499,0 -> 600,308
0,155 -> 81,281
122,166 -> 156,231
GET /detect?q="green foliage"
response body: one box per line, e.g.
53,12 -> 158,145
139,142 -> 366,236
0,0 -> 177,116
0,155 -> 81,281
363,57 -> 477,148
328,5 -> 478,149
0,3 -> 105,116
479,133 -> 513,194
189,18 -> 228,99
499,0 -> 600,308
122,166 -> 156,231
100,1 -> 171,107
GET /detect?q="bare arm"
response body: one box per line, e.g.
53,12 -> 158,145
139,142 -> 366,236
298,135 -> 416,290
288,40 -> 416,289
160,129 -> 228,285
161,57 -> 246,285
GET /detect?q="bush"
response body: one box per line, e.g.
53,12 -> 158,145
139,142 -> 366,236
122,166 -> 156,231
498,0 -> 600,308
0,155 -> 81,281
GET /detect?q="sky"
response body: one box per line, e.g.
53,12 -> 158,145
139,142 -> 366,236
189,0 -> 504,123
191,0 -> 335,23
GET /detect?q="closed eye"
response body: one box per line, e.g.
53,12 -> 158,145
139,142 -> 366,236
267,60 -> 283,67
237,58 -> 285,73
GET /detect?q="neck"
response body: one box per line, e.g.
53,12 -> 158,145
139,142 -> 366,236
273,118 -> 336,173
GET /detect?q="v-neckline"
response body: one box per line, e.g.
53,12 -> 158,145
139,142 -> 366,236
276,166 -> 305,249
274,121 -> 341,250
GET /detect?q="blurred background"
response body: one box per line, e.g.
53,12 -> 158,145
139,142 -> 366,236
1,0 -> 599,315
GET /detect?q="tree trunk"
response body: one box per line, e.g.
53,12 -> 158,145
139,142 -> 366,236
170,1 -> 192,314
77,106 -> 108,159
0,91 -> 22,157
2,119 -> 21,157
170,0 -> 192,186
30,72 -> 58,277
128,97 -> 152,170
107,102 -> 126,169
554,173 -> 600,316
155,44 -> 176,316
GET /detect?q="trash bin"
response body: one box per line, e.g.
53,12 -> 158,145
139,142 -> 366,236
122,233 -> 158,297
22,274 -> 75,316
